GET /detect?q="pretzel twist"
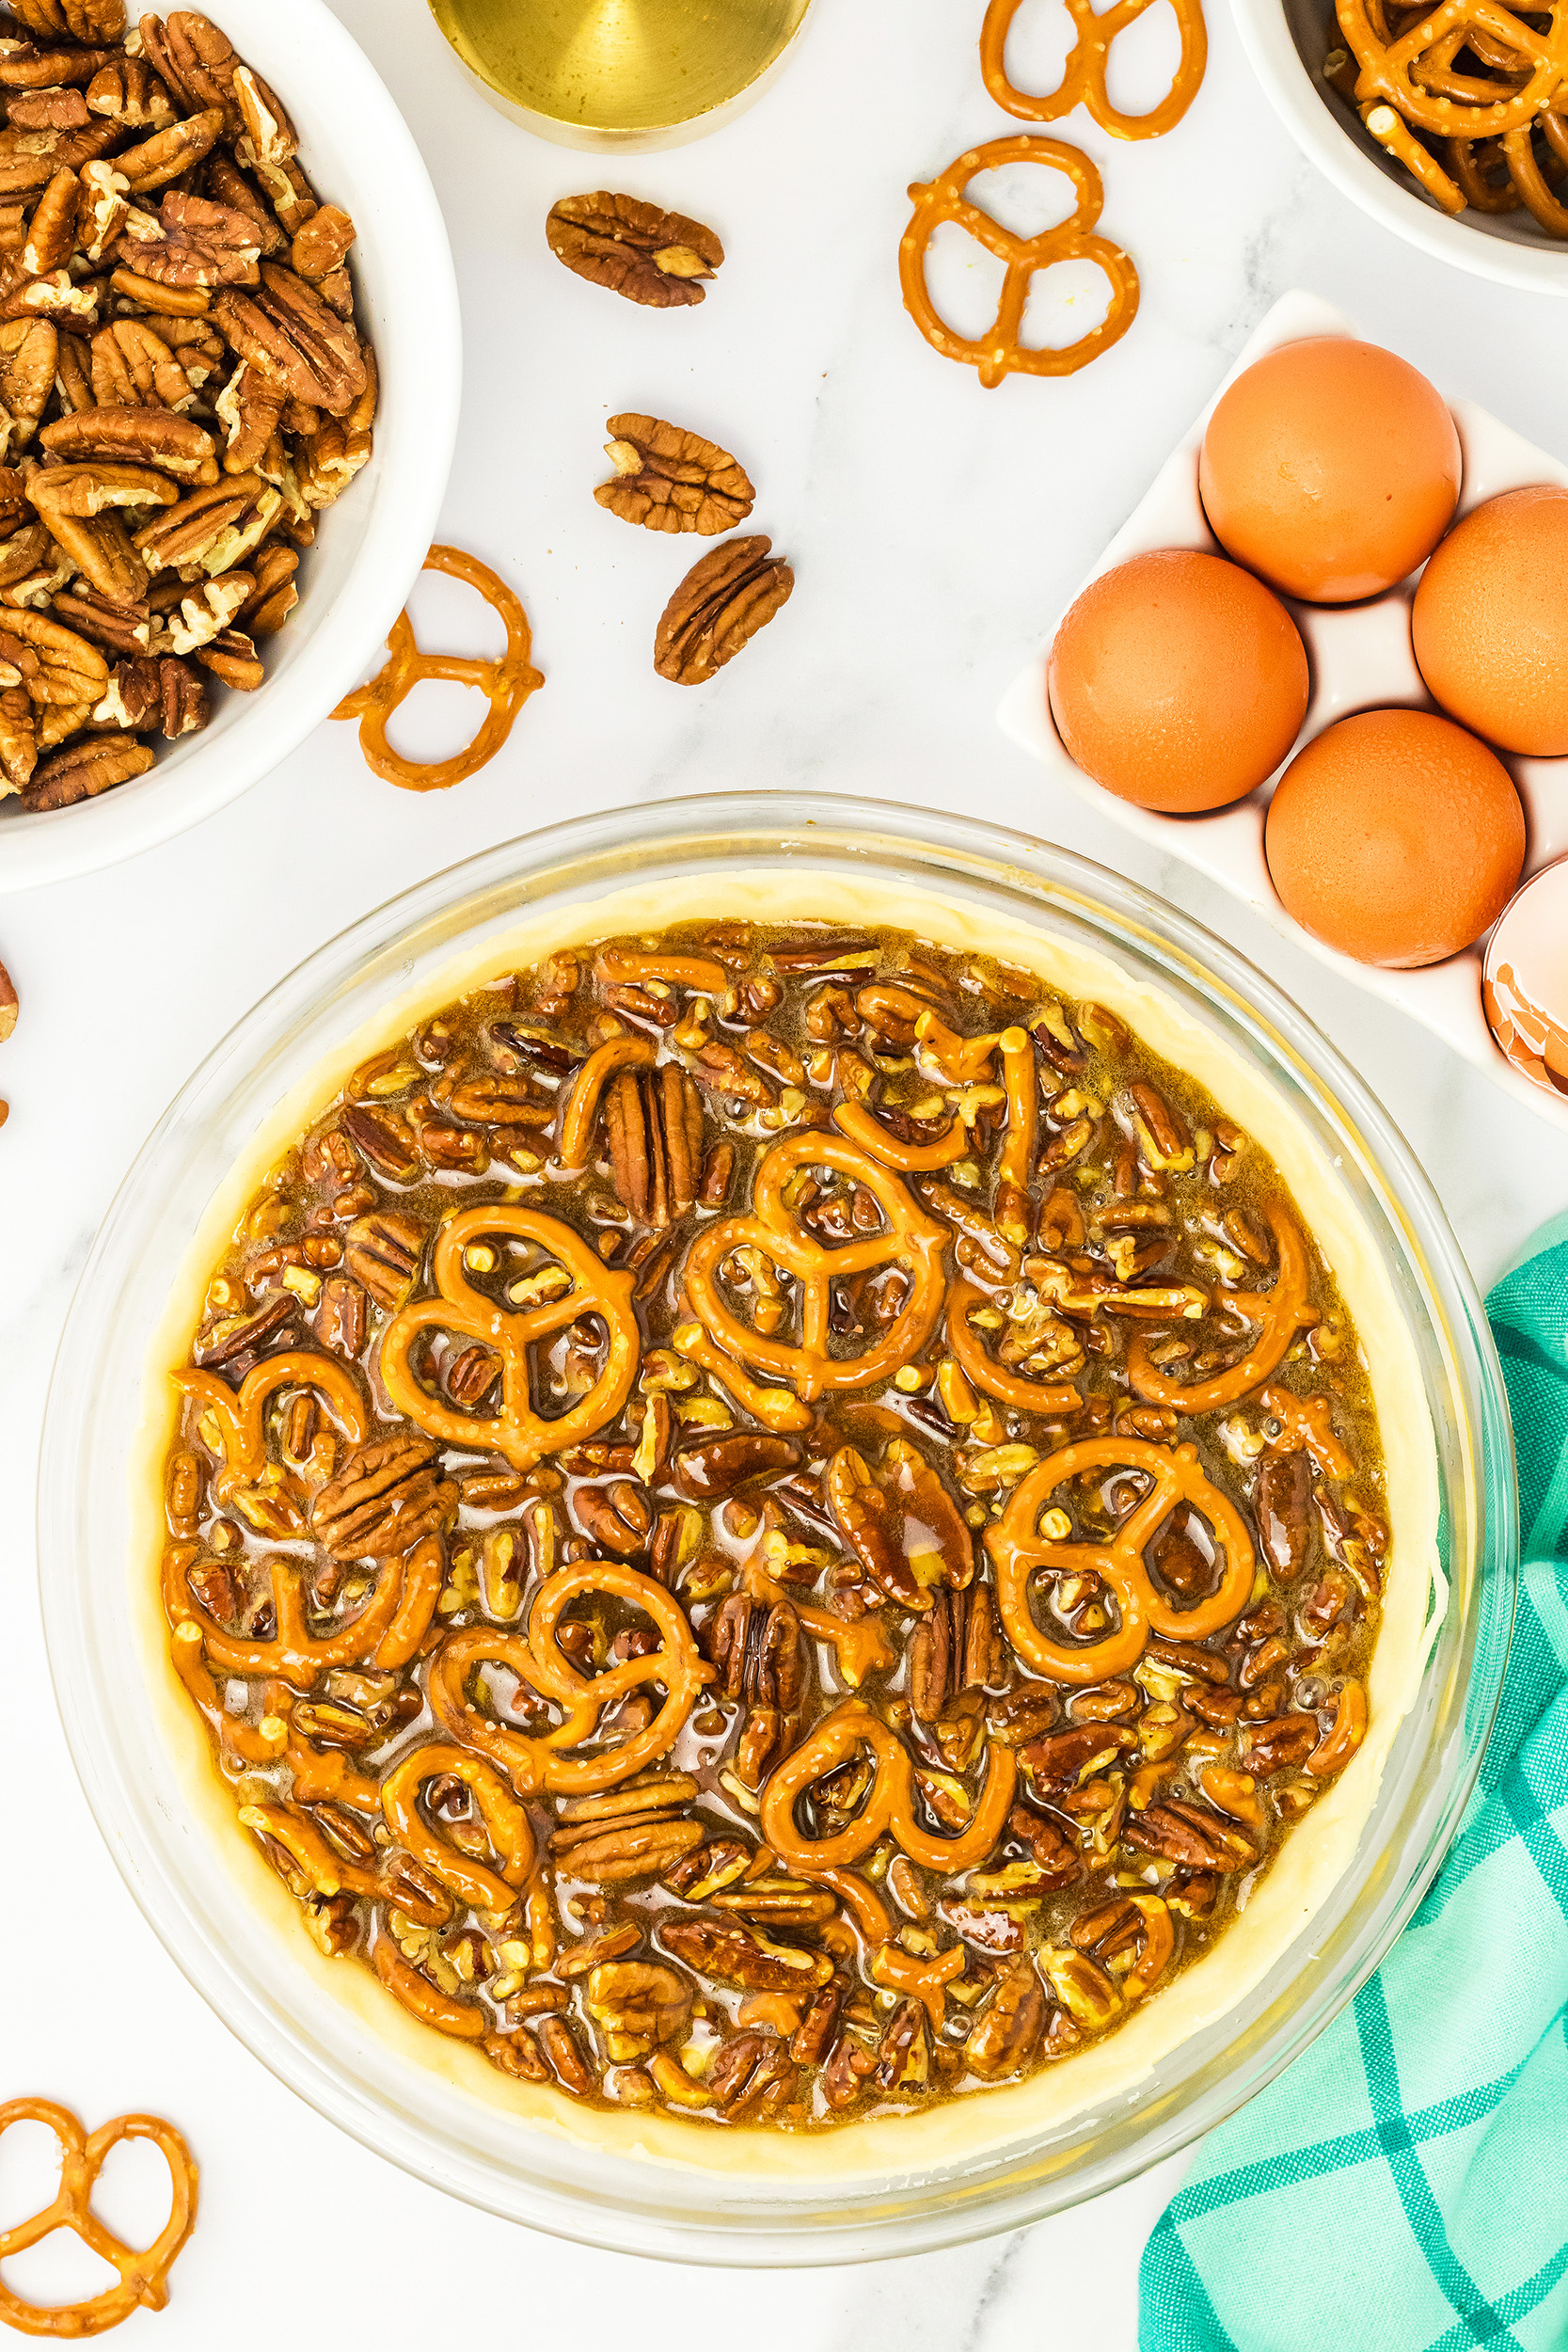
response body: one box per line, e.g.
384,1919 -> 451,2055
899,135 -> 1139,387
174,1349 -> 367,1486
330,543 -> 544,792
759,1698 -> 1017,1873
426,1560 -> 713,1795
678,1131 -> 948,1433
0,2099 -> 198,2339
163,1544 -> 418,1684
1127,1202 -> 1314,1413
980,0 -> 1209,139
1338,0 -> 1568,136
380,1202 -> 640,1470
985,1436 -> 1255,1683
381,1742 -> 538,1915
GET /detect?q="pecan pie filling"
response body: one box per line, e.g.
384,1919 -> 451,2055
158,921 -> 1386,2129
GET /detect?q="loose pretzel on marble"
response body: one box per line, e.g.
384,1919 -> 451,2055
899,135 -> 1139,387
676,1130 -> 949,1433
426,1559 -> 713,1795
0,2099 -> 198,2340
759,1698 -> 1017,1873
1127,1201 -> 1315,1414
980,0 -> 1209,141
985,1435 -> 1255,1683
330,544 -> 544,792
380,1202 -> 640,1470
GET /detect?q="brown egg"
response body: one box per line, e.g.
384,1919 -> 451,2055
1199,338 -> 1461,604
1413,485 -> 1568,755
1265,708 -> 1524,967
1047,548 -> 1309,814
1483,861 -> 1568,1096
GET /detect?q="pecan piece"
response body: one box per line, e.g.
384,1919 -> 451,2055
671,1429 -> 801,1501
604,1060 -> 704,1229
194,624 -> 262,690
342,1210 -> 423,1307
596,413 -> 753,537
828,1437 -> 973,1613
1006,1803 -> 1082,1886
965,1957 -> 1046,2078
1020,1723 -> 1137,1793
86,54 -> 175,126
1122,1799 -> 1259,1872
872,1996 -> 930,2092
22,731 -> 150,806
309,1434 -> 459,1559
546,190 -> 722,307
582,1961 -> 689,2062
116,187 -> 261,286
569,1476 -> 653,1557
94,650 -> 205,737
820,2030 -> 879,2108
706,2031 -> 797,2118
42,404 -> 217,480
338,1100 -> 420,1182
657,1917 -> 832,1994
0,685 -> 35,791
1256,1448 -> 1312,1577
115,104 -> 223,192
790,1975 -> 847,2066
654,532 -> 792,685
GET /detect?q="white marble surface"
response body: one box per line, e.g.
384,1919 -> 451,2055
2,0 -> 1565,2339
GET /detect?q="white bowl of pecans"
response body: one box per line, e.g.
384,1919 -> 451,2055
0,0 -> 460,891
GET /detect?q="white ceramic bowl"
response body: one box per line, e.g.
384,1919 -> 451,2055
1228,0 -> 1568,294
0,0 -> 461,893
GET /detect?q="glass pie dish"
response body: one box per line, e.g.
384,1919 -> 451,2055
38,793 -> 1515,2262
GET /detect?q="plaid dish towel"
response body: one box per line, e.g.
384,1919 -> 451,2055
1140,1212 -> 1568,2352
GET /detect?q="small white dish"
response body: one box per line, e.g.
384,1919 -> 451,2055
1227,0 -> 1568,294
998,288 -> 1568,1139
0,0 -> 462,895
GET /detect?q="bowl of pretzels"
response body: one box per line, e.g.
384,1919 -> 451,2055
0,0 -> 460,892
1230,0 -> 1568,291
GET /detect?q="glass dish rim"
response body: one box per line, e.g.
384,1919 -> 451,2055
37,791 -> 1517,2265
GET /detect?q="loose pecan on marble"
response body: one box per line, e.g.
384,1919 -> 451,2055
653,533 -> 793,685
546,191 -> 723,307
596,413 -> 754,537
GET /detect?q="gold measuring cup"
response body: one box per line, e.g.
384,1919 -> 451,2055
428,0 -> 816,151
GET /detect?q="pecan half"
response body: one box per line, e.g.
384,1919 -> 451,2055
342,1210 -> 423,1307
1123,1799 -> 1259,1872
546,191 -> 722,308
582,1961 -> 689,2062
907,1580 -> 1005,1722
828,1437 -> 973,1613
596,413 -> 753,537
657,1917 -> 832,1994
965,1957 -> 1046,2078
309,1434 -> 459,1560
1256,1448 -> 1311,1577
707,2031 -> 797,2118
551,1773 -> 704,1885
213,262 -> 365,415
41,404 -> 217,480
116,187 -> 261,286
708,1593 -> 803,1711
1020,1723 -> 1137,1793
604,1061 -> 704,1229
654,533 -> 793,686
22,730 -> 149,806
671,1429 -> 801,1501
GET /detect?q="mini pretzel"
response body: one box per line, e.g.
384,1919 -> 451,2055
985,1436 -> 1255,1682
381,1742 -> 538,1915
678,1131 -> 948,1433
426,1560 -> 713,1795
372,1937 -> 488,2039
1338,0 -> 1568,137
980,0 -> 1209,140
330,544 -> 544,793
759,1698 -> 1017,1873
1127,1201 -> 1314,1414
899,135 -> 1139,387
0,2098 -> 198,2339
380,1203 -> 640,1470
947,1275 -> 1083,1416
832,1100 -> 970,1172
174,1349 -> 367,1486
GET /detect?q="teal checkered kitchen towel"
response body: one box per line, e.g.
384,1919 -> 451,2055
1141,1214 -> 1568,2352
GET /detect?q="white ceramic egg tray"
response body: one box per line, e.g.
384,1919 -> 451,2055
997,287 -> 1568,1136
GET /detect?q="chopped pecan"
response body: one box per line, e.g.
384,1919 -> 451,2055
192,1289 -> 294,1370
582,1960 -> 689,2061
872,1996 -> 930,2092
789,1975 -> 847,2066
604,1061 -> 704,1229
1020,1723 -> 1137,1793
1006,1803 -> 1082,1886
657,1917 -> 832,1994
546,190 -> 722,308
654,533 -> 793,686
309,1434 -> 459,1560
1122,1799 -> 1259,1872
596,413 -> 753,537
